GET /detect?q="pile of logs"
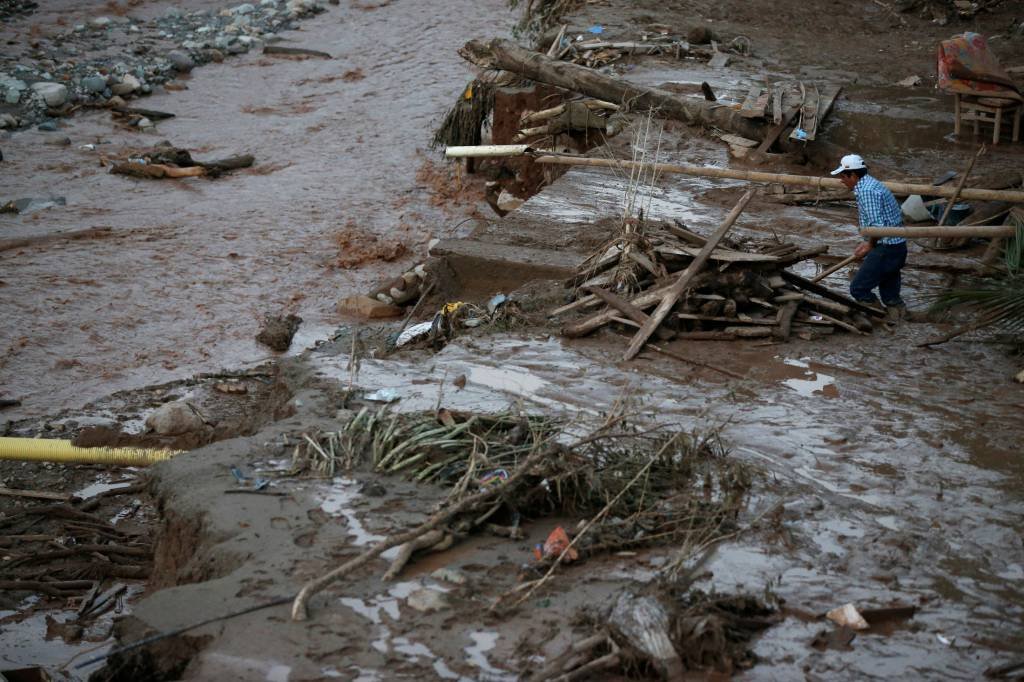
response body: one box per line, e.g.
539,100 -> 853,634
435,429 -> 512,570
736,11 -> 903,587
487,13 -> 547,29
553,191 -> 884,353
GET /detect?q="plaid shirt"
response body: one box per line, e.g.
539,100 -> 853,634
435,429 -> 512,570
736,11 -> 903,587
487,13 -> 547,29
854,175 -> 905,245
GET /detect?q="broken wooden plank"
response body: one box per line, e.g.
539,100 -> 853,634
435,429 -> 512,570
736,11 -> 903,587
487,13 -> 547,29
774,300 -> 799,341
755,106 -> 800,155
738,86 -> 767,118
623,190 -> 755,360
790,83 -> 819,141
724,326 -> 773,337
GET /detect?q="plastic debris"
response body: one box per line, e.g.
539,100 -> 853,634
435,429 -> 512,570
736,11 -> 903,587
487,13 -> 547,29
533,526 -> 578,562
365,388 -> 400,403
395,320 -> 434,347
825,603 -> 869,630
487,293 -> 508,314
587,25 -> 604,34
479,469 -> 509,487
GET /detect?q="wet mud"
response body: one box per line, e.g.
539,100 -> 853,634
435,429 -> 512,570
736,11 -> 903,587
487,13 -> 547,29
3,0 -> 1024,680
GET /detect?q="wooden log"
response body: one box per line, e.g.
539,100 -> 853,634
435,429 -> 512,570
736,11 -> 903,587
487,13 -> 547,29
585,286 -> 649,325
199,155 -> 255,173
774,301 -> 799,341
623,190 -> 754,360
753,107 -> 799,154
458,39 -> 814,156
0,486 -> 71,502
780,270 -> 885,317
861,225 -> 1017,238
263,45 -> 332,59
803,295 -> 851,316
532,154 -> 1024,203
111,106 -> 175,120
673,331 -> 737,340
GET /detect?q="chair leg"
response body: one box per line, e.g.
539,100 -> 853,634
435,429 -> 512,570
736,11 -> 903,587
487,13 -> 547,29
994,108 -> 1002,144
954,95 -> 961,136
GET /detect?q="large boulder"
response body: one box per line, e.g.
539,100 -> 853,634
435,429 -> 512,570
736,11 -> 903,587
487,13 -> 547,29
30,82 -> 68,107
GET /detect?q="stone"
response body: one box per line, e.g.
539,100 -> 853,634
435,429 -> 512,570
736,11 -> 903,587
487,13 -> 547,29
337,295 -> 403,319
110,74 -> 140,96
136,117 -> 153,129
145,401 -> 206,435
166,50 -> 195,72
496,189 -> 524,213
37,120 -> 58,131
255,313 -> 302,351
0,113 -> 17,128
81,75 -> 107,93
106,95 -> 126,107
3,78 -> 27,104
405,588 -> 448,613
88,16 -> 112,28
232,2 -> 256,13
30,82 -> 68,107
430,567 -> 468,585
227,43 -> 248,54
164,6 -> 184,18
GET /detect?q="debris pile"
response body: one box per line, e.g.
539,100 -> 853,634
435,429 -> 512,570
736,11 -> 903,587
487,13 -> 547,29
555,212 -> 879,345
287,408 -> 752,616
108,141 -> 254,179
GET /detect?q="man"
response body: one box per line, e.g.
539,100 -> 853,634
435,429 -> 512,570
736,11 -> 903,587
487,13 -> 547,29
831,154 -> 907,320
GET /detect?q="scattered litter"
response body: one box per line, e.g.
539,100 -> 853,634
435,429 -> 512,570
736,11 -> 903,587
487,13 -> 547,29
587,25 -> 603,34
901,194 -> 932,222
826,603 -> 869,630
937,633 -> 953,646
897,74 -> 922,87
365,388 -> 400,403
534,526 -> 578,563
395,320 -> 434,347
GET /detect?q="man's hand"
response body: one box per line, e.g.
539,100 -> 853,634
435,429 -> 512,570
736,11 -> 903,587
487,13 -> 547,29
853,241 -> 872,260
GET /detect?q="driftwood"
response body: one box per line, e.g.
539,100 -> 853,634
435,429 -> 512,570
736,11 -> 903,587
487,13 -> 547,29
623,190 -> 754,360
780,271 -> 885,317
111,106 -> 175,120
263,45 -> 332,59
0,486 -> 71,502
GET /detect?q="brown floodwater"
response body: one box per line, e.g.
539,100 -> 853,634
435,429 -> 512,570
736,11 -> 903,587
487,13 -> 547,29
0,0 -> 506,418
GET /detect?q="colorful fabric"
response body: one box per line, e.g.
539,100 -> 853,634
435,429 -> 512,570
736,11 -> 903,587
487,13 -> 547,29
854,175 -> 905,245
937,32 -> 1021,101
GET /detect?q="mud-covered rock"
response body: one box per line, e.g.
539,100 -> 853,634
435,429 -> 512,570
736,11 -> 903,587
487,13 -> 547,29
146,401 -> 206,435
256,313 -> 302,351
30,81 -> 67,107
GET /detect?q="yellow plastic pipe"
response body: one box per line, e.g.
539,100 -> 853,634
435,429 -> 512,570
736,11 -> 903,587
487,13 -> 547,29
0,437 -> 180,466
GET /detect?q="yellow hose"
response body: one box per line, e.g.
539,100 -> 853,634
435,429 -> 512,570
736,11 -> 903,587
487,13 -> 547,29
0,437 -> 180,466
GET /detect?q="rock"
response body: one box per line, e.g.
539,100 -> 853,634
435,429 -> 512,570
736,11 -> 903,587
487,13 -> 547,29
687,25 -> 716,44
136,117 -> 154,129
37,120 -> 58,131
337,295 -> 403,319
430,567 -> 467,585
255,313 -> 302,351
0,113 -> 17,128
1015,368 -> 1024,384
2,78 -> 27,105
496,189 -> 524,213
164,6 -> 184,18
30,82 -> 68,107
227,43 -> 249,54
896,75 -> 922,87
145,401 -> 206,435
232,2 -> 256,13
107,95 -> 126,107
110,74 -> 140,96
406,588 -> 448,613
81,75 -> 107,93
166,50 -> 195,72
88,16 -> 112,28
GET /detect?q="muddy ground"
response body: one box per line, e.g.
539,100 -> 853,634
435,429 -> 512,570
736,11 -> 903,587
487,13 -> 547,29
2,0 -> 1024,680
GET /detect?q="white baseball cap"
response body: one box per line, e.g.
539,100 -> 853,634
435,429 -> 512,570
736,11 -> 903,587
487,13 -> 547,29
831,154 -> 867,175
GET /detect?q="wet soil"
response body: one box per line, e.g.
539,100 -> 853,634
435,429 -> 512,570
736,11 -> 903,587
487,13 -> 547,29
3,0 -> 1024,680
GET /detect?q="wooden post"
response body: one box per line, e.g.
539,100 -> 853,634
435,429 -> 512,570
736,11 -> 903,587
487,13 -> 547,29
622,189 -> 755,360
810,253 -> 858,283
937,145 -> 985,228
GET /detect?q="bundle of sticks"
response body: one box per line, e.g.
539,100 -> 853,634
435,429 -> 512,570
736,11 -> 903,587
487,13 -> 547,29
552,204 -> 883,347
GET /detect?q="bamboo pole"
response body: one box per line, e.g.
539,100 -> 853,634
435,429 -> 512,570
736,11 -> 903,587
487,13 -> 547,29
532,154 -> 1024,203
860,225 -> 1017,238
937,146 -> 985,227
445,144 -> 532,158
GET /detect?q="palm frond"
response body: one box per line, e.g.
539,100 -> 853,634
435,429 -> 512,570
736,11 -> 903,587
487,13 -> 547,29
932,275 -> 1024,333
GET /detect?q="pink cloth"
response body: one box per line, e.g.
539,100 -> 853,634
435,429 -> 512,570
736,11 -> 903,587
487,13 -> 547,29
937,32 -> 1021,102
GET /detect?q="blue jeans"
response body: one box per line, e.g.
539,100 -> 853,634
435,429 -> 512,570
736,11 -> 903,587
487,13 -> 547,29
850,242 -> 907,307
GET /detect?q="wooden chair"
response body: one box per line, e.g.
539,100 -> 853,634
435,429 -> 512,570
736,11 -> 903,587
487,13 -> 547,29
954,93 -> 1022,144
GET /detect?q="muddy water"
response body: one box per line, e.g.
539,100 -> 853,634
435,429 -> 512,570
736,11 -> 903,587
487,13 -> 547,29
0,0 -> 508,418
